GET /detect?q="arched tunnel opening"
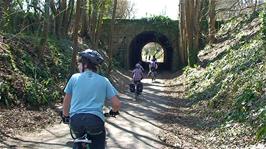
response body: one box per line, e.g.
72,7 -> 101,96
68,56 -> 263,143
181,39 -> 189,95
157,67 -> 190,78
129,31 -> 173,71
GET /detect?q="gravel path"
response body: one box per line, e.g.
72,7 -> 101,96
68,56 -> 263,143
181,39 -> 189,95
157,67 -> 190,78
0,78 -> 176,149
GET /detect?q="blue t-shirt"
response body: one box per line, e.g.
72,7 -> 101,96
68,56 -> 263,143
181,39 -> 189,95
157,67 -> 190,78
64,70 -> 118,121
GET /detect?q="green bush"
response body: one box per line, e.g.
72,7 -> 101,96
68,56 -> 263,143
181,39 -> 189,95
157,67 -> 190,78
0,35 -> 71,107
183,14 -> 266,141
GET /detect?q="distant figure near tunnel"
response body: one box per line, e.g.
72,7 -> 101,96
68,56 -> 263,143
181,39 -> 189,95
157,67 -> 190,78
100,19 -> 180,71
129,31 -> 174,71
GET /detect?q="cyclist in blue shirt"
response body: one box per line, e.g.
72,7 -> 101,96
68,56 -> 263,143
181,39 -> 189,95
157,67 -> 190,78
62,49 -> 121,149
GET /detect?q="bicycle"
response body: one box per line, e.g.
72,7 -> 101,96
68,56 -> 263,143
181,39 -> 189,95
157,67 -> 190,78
129,81 -> 143,101
148,62 -> 158,83
60,110 -> 119,149
150,70 -> 156,82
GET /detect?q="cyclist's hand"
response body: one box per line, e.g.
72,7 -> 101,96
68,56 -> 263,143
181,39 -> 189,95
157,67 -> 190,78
109,109 -> 119,117
62,115 -> 70,124
60,111 -> 70,124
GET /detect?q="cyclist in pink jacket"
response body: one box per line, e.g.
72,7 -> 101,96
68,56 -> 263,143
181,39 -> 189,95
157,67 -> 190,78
132,63 -> 144,83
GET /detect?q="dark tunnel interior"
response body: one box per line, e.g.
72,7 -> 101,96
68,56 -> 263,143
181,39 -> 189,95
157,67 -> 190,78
129,31 -> 173,71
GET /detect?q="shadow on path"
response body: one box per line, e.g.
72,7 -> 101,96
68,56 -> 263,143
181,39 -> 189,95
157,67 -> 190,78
0,130 -> 70,148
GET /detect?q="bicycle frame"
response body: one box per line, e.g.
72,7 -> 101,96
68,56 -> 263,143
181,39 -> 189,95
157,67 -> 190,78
134,81 -> 143,100
134,88 -> 139,100
68,123 -> 92,149
64,112 -> 116,149
72,133 -> 92,149
150,70 -> 156,82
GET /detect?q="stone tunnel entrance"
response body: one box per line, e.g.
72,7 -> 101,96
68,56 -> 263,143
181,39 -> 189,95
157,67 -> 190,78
129,31 -> 173,71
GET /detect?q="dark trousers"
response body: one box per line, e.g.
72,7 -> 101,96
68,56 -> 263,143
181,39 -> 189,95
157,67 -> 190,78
133,80 -> 141,84
70,113 -> 105,149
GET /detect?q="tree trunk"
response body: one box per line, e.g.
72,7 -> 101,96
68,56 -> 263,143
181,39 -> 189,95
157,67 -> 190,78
66,0 -> 75,35
200,0 -> 209,45
55,0 -> 67,38
50,0 -> 64,38
39,0 -> 50,55
186,0 -> 194,66
71,0 -> 82,74
193,0 -> 201,53
90,0 -> 98,48
50,0 -> 58,36
179,0 -> 201,66
208,0 -> 216,44
108,0 -> 118,73
80,0 -> 89,38
179,0 -> 186,66
94,0 -> 106,49
190,0 -> 202,66
60,0 -> 67,37
43,0 -> 50,39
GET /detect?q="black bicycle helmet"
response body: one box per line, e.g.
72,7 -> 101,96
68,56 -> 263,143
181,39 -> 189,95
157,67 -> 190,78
78,49 -> 104,65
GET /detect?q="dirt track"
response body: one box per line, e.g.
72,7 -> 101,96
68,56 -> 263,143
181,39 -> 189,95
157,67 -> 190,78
0,77 -> 177,149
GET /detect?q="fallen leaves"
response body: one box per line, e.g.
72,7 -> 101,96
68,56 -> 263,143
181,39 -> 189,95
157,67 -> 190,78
0,107 -> 59,138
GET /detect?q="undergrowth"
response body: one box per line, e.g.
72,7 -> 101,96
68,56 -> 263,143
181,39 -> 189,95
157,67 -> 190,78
0,34 -> 72,108
182,10 -> 266,143
0,34 -> 113,108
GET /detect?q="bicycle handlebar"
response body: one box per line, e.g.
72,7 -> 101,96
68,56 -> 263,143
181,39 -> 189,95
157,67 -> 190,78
104,109 -> 120,118
60,109 -> 119,124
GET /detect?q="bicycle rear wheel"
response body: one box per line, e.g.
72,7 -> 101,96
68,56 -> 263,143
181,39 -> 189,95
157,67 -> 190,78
70,128 -> 77,139
151,72 -> 155,82
134,92 -> 138,101
73,142 -> 90,149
